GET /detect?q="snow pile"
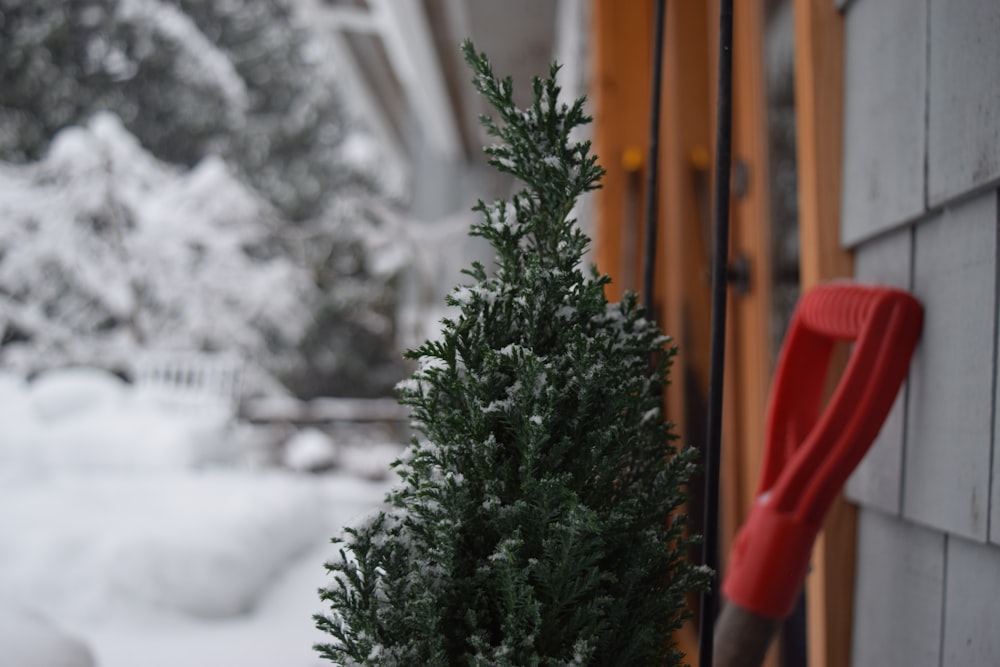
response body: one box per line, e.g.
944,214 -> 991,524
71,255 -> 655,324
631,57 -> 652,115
283,428 -> 340,472
0,469 -> 330,620
0,605 -> 96,667
0,368 -> 235,470
0,368 -> 332,620
0,366 -> 398,665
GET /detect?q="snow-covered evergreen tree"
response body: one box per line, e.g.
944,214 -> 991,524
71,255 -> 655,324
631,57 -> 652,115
0,0 -> 407,397
315,42 -> 706,666
0,0 -> 244,167
0,0 -> 371,220
0,113 -> 310,384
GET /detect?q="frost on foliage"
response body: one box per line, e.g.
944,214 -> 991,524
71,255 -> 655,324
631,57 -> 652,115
317,42 -> 707,666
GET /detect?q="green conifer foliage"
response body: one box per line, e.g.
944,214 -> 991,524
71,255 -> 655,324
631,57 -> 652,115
316,42 -> 707,666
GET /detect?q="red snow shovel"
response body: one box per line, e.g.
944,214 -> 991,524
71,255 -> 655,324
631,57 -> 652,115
713,282 -> 923,667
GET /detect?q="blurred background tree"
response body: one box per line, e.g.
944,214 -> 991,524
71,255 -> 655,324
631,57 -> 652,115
0,0 -> 408,399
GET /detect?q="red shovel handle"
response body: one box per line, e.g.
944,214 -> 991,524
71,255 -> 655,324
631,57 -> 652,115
722,283 -> 922,621
797,281 -> 886,339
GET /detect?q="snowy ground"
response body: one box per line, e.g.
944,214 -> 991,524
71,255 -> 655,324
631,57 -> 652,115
0,368 -> 399,666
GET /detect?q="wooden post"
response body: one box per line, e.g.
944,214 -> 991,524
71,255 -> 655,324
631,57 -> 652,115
792,2 -> 855,667
590,0 -> 654,302
659,0 -> 714,437
660,3 -> 715,662
724,0 -> 774,574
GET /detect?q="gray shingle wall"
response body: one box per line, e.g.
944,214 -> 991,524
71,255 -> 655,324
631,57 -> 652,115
904,196 -> 995,542
851,515 -> 1000,667
840,0 -> 927,245
840,0 -> 1000,663
995,363 -> 1000,544
927,0 -> 1000,206
845,198 -> 997,541
844,226 -> 913,515
942,535 -> 1000,666
851,510 -> 944,667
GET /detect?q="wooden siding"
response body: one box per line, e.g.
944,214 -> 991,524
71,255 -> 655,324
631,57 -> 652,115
722,0 -> 775,575
844,226 -> 913,516
589,0 -> 1000,663
840,0 -> 927,245
841,0 -> 1000,664
995,260 -> 1000,545
905,196 -> 996,542
851,509 -> 945,667
658,0 -> 714,450
942,535 -> 1000,665
589,0 -> 654,303
792,1 -> 856,665
927,0 -> 1000,206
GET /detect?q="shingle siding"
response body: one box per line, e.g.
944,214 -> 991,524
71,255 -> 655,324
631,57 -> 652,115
927,0 -> 1000,206
851,509 -> 945,667
845,227 -> 913,515
995,285 -> 1000,544
904,194 -> 995,542
942,535 -> 1000,666
841,0 -> 1000,663
840,0 -> 927,246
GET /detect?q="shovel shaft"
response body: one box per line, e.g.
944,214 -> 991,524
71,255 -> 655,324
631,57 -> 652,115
713,602 -> 779,667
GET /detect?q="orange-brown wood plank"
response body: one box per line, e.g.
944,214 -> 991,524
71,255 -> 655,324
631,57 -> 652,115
792,1 -> 855,666
659,2 -> 715,663
659,0 -> 713,439
590,0 -> 655,302
718,2 -> 780,664
723,0 -> 773,574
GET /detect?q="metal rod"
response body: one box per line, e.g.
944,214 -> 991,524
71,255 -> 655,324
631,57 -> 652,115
641,0 -> 667,315
700,0 -> 735,665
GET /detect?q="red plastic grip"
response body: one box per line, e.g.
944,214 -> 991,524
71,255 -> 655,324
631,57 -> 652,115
722,282 -> 923,619
797,282 -> 883,339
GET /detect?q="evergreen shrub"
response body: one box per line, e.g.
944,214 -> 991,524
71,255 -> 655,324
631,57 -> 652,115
316,41 -> 707,666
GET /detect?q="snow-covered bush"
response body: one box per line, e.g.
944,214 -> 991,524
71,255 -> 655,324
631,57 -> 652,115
315,43 -> 706,666
0,0 -> 374,220
0,114 -> 310,384
279,197 -> 410,399
0,111 -> 407,396
0,0 -> 409,399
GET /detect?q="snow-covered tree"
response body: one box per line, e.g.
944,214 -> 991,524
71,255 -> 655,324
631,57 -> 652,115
0,0 -> 372,220
0,0 -> 243,167
0,0 -> 408,397
281,198 -> 409,399
0,113 -> 309,383
315,43 -> 706,666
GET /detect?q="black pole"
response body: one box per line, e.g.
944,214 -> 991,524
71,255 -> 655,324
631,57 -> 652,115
700,0 -> 734,665
641,0 -> 667,315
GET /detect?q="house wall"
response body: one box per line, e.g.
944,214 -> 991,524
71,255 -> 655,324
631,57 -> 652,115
840,0 -> 1000,664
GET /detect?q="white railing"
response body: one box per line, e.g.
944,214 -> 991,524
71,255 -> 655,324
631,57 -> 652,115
133,351 -> 243,413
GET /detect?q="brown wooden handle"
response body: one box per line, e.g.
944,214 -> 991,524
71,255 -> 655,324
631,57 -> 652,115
713,601 -> 779,667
